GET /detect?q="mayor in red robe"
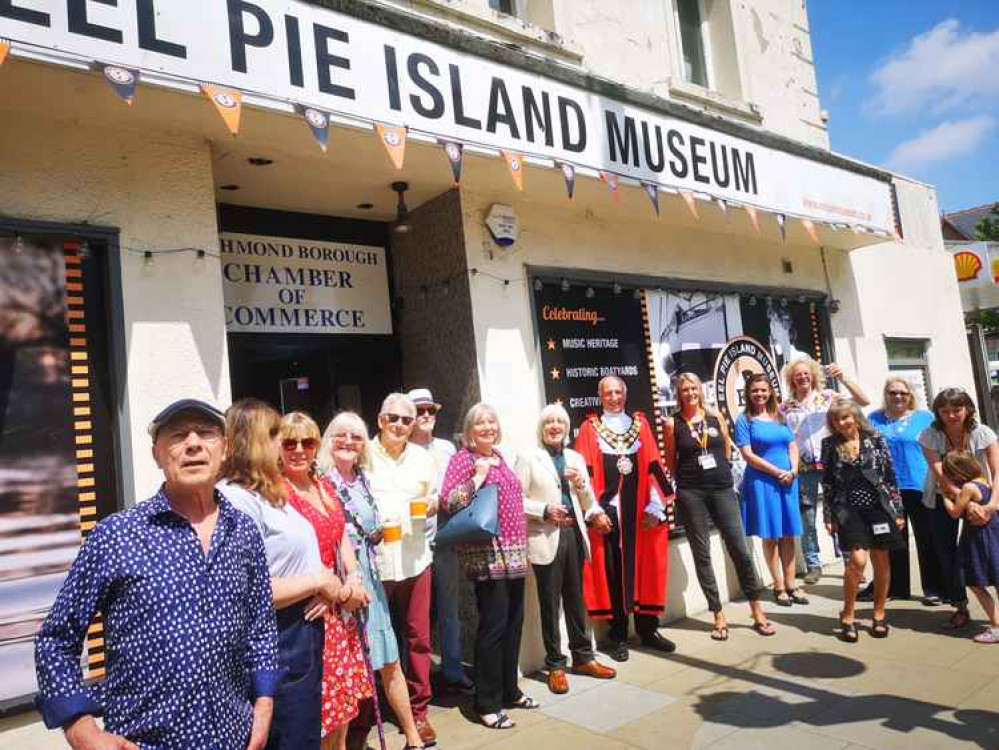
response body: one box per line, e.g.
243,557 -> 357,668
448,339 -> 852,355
575,376 -> 675,660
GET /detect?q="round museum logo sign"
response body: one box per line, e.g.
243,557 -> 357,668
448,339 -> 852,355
712,336 -> 781,423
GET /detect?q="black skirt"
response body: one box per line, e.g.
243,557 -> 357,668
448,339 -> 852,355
837,503 -> 906,552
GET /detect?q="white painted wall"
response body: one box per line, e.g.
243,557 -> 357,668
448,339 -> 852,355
0,111 -> 229,501
388,0 -> 830,147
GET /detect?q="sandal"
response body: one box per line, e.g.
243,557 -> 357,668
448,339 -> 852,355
838,616 -> 859,643
941,609 -> 972,631
773,588 -> 792,607
973,627 -> 999,644
481,712 -> 516,729
710,625 -> 729,641
752,620 -> 777,637
789,588 -> 810,605
507,695 -> 540,710
870,618 -> 890,639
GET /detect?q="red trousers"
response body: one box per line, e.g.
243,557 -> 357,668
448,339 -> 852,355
382,566 -> 433,722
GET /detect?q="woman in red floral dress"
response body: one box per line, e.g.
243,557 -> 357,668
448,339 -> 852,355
280,412 -> 373,750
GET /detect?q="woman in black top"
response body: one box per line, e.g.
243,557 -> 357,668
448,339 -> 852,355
665,372 -> 775,641
822,399 -> 906,642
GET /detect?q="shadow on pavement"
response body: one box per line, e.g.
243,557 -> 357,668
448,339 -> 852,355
678,650 -> 998,749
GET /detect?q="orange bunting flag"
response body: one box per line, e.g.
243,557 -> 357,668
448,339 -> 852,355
599,171 -> 620,200
680,190 -> 699,220
801,218 -> 820,243
375,123 -> 407,170
201,84 -> 242,136
745,205 -> 761,233
0,39 -> 10,69
501,150 -> 525,191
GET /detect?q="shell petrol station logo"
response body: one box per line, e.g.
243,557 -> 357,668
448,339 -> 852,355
953,250 -> 983,283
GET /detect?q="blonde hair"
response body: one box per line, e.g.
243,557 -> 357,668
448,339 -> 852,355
221,398 -> 287,507
461,402 -> 502,449
318,411 -> 372,474
537,403 -> 571,447
782,356 -> 825,397
676,371 -> 705,406
279,412 -> 321,477
881,376 -> 918,412
942,451 -> 984,485
826,398 -> 875,460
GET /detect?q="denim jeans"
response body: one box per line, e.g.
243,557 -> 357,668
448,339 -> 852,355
798,469 -> 823,570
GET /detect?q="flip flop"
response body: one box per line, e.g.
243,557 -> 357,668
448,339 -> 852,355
481,712 -> 516,729
838,615 -> 859,643
973,627 -> 999,644
752,620 -> 777,637
507,695 -> 540,710
710,625 -> 729,641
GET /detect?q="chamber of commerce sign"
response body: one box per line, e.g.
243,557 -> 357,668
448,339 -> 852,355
219,232 -> 392,335
1,0 -> 892,230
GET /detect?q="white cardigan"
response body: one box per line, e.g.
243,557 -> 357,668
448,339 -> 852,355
515,446 -> 599,566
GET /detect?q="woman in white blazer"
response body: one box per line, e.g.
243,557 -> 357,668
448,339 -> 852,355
516,403 -> 617,694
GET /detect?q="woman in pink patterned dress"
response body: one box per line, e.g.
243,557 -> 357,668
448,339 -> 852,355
440,403 -> 532,731
279,412 -> 373,750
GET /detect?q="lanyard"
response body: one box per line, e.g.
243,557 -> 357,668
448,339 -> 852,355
681,409 -> 710,453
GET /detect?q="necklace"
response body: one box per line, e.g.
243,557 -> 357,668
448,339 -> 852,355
593,415 -> 641,475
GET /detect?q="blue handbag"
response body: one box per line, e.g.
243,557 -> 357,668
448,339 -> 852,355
435,483 -> 500,547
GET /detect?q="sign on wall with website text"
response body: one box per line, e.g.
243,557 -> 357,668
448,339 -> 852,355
1,1 -> 894,231
219,233 -> 391,335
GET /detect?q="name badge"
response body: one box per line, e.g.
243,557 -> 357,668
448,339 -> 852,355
698,453 -> 717,470
871,522 -> 890,536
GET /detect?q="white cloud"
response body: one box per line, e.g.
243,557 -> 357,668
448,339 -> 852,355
887,115 -> 996,171
869,19 -> 999,115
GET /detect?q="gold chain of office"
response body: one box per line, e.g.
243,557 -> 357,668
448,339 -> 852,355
592,416 -> 642,475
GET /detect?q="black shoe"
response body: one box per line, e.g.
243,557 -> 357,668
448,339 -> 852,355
443,674 -> 476,694
639,632 -> 677,654
856,583 -> 875,602
601,641 -> 630,662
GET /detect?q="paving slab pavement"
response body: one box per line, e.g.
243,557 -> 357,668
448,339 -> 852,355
2,562 -> 998,750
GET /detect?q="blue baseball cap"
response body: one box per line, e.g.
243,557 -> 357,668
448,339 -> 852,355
148,398 -> 226,439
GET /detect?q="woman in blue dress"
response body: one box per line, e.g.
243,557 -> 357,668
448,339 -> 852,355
736,374 -> 806,606
318,411 -> 426,750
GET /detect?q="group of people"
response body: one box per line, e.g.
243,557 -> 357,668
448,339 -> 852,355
31,356 -> 999,750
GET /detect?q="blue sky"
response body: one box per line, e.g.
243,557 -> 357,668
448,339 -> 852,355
808,0 -> 998,215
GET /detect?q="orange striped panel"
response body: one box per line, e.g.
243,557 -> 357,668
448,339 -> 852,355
74,420 -> 92,431
77,477 -> 95,489
69,324 -> 86,334
75,434 -> 93,445
65,268 -> 82,278
70,351 -> 88,361
76,449 -> 94,460
78,463 -> 95,474
72,407 -> 92,417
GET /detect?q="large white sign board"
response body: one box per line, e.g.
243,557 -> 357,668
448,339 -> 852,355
1,0 -> 893,230
219,232 -> 391,334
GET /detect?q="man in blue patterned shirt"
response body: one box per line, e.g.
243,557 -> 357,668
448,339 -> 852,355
34,399 -> 281,750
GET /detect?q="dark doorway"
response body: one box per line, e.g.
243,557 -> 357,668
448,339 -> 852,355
228,332 -> 400,429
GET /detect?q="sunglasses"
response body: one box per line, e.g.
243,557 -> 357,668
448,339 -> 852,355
282,437 -> 318,451
416,405 -> 439,417
384,413 -> 415,426
887,391 -> 910,397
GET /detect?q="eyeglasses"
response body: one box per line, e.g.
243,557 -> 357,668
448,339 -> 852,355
281,437 -> 318,451
416,405 -> 439,417
384,413 -> 415,426
886,391 -> 910,397
334,433 -> 366,444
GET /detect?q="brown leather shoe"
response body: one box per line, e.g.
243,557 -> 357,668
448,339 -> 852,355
416,718 -> 437,746
571,660 -> 617,679
547,668 -> 570,694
